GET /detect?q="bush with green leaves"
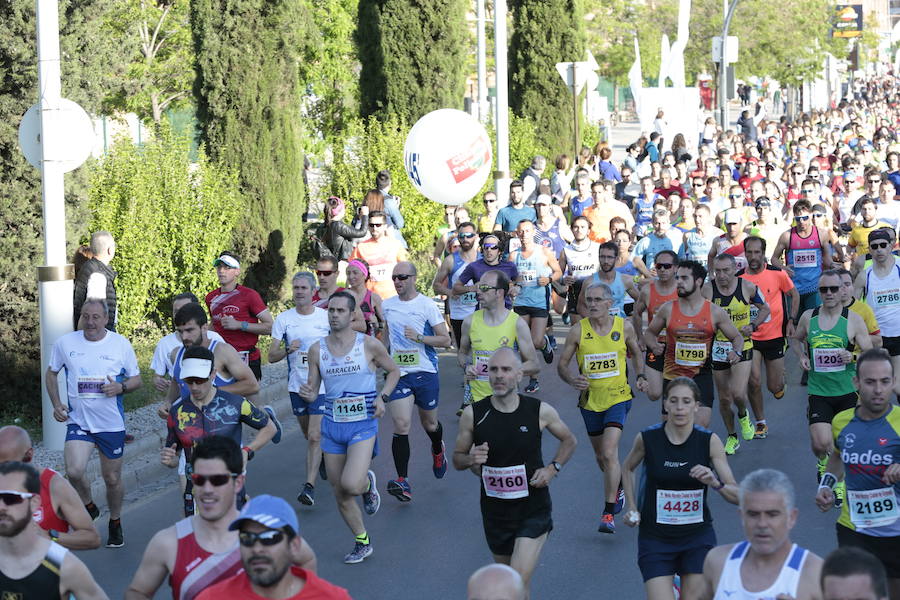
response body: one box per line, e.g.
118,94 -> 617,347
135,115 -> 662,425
88,126 -> 243,336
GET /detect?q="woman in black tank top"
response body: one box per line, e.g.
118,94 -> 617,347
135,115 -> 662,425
620,377 -> 740,600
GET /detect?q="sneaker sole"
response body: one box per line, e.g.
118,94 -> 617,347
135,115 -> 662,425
344,548 -> 373,564
387,484 -> 412,502
364,472 -> 381,514
298,494 -> 314,506
597,526 -> 615,534
264,406 -> 282,444
106,540 -> 124,548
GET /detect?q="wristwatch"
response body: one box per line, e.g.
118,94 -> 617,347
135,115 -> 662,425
550,461 -> 562,472
48,529 -> 59,542
242,446 -> 255,461
380,393 -> 390,403
120,380 -> 128,394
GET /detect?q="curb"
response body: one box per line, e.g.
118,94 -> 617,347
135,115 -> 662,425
87,380 -> 291,513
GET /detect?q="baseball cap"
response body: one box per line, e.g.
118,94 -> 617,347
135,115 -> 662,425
724,209 -> 741,224
213,254 -> 240,269
229,494 -> 299,536
534,194 -> 552,205
180,346 -> 214,380
754,197 -> 772,208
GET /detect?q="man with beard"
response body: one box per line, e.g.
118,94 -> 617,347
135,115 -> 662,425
576,241 -> 638,319
128,436 -> 315,600
434,221 -> 481,346
632,250 -> 680,402
557,216 -> 599,323
196,495 -> 349,599
0,462 -> 107,598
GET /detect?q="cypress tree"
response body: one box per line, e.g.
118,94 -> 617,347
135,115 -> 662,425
191,0 -> 315,301
357,0 -> 467,122
509,0 -> 586,155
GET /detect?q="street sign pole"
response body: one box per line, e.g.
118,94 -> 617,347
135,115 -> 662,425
570,62 -> 579,159
493,0 -> 511,205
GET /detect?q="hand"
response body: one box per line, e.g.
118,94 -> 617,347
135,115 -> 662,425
649,267 -> 658,278
563,275 -> 576,286
220,315 -> 240,330
287,340 -> 300,354
52,404 -> 68,423
241,447 -> 250,470
469,442 -> 489,466
648,340 -> 664,356
374,396 -> 385,419
839,349 -> 854,364
637,337 -> 647,353
464,365 -> 478,381
740,325 -> 753,338
815,486 -> 835,512
153,374 -> 170,393
728,350 -> 740,365
102,375 -> 123,397
368,316 -> 379,332
508,286 -> 519,299
298,383 -> 316,402
404,326 -> 419,342
569,375 -> 590,391
786,320 -> 796,339
529,466 -> 555,488
882,463 -> 900,485
624,510 -> 641,527
157,402 -> 171,420
538,277 -> 551,287
636,376 -> 649,393
783,266 -> 794,277
361,205 -> 369,216
160,443 -> 178,468
690,465 -> 721,488
799,355 -> 811,372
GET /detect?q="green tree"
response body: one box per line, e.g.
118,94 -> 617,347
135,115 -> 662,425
357,0 -> 467,122
509,0 -> 586,156
583,0 -> 639,86
0,0 -> 136,427
191,0 -> 316,302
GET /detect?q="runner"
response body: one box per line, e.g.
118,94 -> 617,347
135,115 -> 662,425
702,253 -> 770,454
300,291 -> 400,564
815,348 -> 900,599
433,221 -> 480,346
0,426 -> 100,550
453,347 -> 577,599
494,180 -> 537,234
558,281 -> 648,534
633,210 -> 684,278
382,262 -> 452,501
349,210 -> 409,300
509,219 -> 562,393
632,250 -> 679,402
837,267 -> 882,350
748,197 -> 784,258
794,270 -> 871,502
643,260 -> 745,428
680,204 -> 722,268
621,377 -> 739,599
0,462 -> 108,599
855,228 -> 900,395
195,495 -> 348,600
345,258 -> 385,337
162,346 -> 276,516
458,270 -> 539,407
268,272 -> 331,507
771,199 -> 834,315
557,216 -> 599,323
45,298 -> 141,548
576,241 -> 638,320
697,469 -> 824,600
821,547 -> 890,600
707,209 -> 749,271
127,436 -> 315,600
452,234 -> 519,310
740,236 -> 800,440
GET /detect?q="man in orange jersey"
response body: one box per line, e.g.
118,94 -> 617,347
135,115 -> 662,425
350,210 -> 408,300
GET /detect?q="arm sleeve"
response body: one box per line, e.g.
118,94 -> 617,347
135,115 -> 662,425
150,340 -> 170,376
457,264 -> 475,286
122,340 -> 140,377
386,200 -> 404,230
49,340 -> 66,372
240,400 -> 270,430
427,301 -> 445,328
248,290 -> 267,318
271,314 -> 285,341
331,218 -> 369,241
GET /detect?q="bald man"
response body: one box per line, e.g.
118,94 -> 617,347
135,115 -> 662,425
468,564 -> 526,600
0,426 -> 100,550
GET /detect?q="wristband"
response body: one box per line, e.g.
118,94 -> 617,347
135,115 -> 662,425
819,472 -> 837,490
242,446 -> 255,461
48,529 -> 60,542
711,479 -> 725,491
241,321 -> 249,332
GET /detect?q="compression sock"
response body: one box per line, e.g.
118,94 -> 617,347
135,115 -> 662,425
604,502 -> 615,515
392,434 -> 410,479
427,422 -> 444,454
355,532 -> 370,545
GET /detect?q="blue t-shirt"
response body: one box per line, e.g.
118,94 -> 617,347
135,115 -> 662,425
495,205 -> 537,232
632,230 -> 683,268
569,195 -> 594,218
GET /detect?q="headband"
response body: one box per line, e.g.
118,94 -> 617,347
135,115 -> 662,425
347,259 -> 369,279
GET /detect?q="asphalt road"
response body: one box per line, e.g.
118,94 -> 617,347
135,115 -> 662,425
80,332 -> 854,599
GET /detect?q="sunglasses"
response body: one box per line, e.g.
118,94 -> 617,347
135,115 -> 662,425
184,377 -> 209,386
656,263 -> 674,270
870,242 -> 891,250
315,270 -> 335,277
458,232 -> 477,239
795,215 -> 811,221
477,284 -> 501,292
190,473 -> 237,487
368,222 -> 386,228
693,183 -> 705,187
813,213 -> 826,218
392,274 -> 413,281
485,198 -> 497,203
482,243 -> 499,250
0,491 -> 33,506
869,179 -> 882,184
238,529 -> 287,547
819,285 -> 840,294
729,194 -> 744,199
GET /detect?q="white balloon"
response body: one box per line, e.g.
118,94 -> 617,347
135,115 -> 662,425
403,109 -> 493,206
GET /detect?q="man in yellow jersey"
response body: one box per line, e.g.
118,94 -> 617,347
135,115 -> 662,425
458,270 -> 540,405
702,253 -> 770,455
557,281 -> 648,535
838,268 -> 882,350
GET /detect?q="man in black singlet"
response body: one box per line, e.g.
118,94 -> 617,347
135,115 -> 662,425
0,462 -> 107,599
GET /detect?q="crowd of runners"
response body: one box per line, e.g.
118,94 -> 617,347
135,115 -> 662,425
1,78 -> 900,598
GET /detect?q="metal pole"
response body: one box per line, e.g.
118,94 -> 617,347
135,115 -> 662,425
36,0 -> 72,451
493,0 -> 511,207
570,62 -> 579,159
719,0 -> 740,128
476,0 -> 488,123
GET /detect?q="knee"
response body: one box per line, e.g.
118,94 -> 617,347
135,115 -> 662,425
748,372 -> 761,389
393,419 -> 412,435
598,446 -> 619,467
307,429 -> 321,444
811,438 -> 831,457
66,463 -> 86,482
102,469 -> 122,488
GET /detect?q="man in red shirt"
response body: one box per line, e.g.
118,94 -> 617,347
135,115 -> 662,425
197,494 -> 350,600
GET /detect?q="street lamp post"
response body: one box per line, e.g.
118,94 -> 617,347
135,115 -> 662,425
493,0 -> 511,205
719,0 -> 741,128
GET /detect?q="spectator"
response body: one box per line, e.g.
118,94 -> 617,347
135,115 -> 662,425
323,196 -> 368,261
73,231 -> 117,331
375,170 -> 406,246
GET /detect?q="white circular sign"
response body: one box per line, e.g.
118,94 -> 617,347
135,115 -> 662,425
18,99 -> 95,173
403,109 -> 493,206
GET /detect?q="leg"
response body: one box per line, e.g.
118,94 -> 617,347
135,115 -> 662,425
645,367 -> 664,402
63,441 -> 95,504
695,407 -> 712,429
748,351 -> 765,422
98,454 -> 124,520
305,415 -> 323,486
713,369 -> 736,436
509,532 -> 549,599
529,316 -> 548,351
388,396 -> 414,479
644,576 -> 677,600
679,574 -> 706,600
809,422 -> 833,460
326,437 -> 373,538
729,360 -> 753,440
764,356 -> 785,397
596,428 -> 623,505
298,414 -> 310,439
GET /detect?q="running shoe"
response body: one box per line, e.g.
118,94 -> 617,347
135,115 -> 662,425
753,422 -> 768,439
724,435 -> 740,455
387,477 -> 412,502
319,456 -> 328,481
107,520 -> 124,548
524,378 -> 540,394
297,483 -> 315,506
125,433 -> 135,444
343,542 -> 373,564
834,481 -> 845,509
562,312 -> 571,325
739,414 -> 754,441
362,470 -> 381,515
597,513 -> 615,534
540,334 -> 554,364
613,485 -> 625,515
817,455 -> 828,484
263,405 -> 283,444
432,441 -> 448,479
85,502 -> 100,521
548,334 -> 558,351
773,387 -> 785,399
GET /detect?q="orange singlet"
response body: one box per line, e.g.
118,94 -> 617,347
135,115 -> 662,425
663,300 -> 716,380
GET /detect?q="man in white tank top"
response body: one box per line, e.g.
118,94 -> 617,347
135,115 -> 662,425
696,469 -> 823,600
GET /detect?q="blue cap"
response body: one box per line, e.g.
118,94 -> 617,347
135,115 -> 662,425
228,494 -> 299,536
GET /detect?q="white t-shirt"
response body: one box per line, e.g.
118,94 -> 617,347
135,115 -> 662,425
271,307 -> 330,393
150,331 -> 223,377
382,293 -> 445,375
49,331 -> 140,433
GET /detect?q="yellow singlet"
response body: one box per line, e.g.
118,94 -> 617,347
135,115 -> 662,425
469,310 -> 520,402
575,316 -> 631,412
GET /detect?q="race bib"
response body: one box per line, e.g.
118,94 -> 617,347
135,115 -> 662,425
474,351 -> 491,381
848,488 -> 899,528
675,341 -> 708,367
656,489 -> 704,525
812,347 -> 845,373
332,396 -> 367,423
749,305 -> 771,324
520,269 -> 538,287
482,464 -> 529,500
370,263 -> 392,282
734,256 -> 747,271
297,351 -> 309,367
874,288 -> 900,307
711,340 -> 733,362
76,376 -> 105,399
793,249 -> 818,268
583,352 -> 620,379
392,349 -> 420,367
238,350 -> 250,365
461,291 -> 478,305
